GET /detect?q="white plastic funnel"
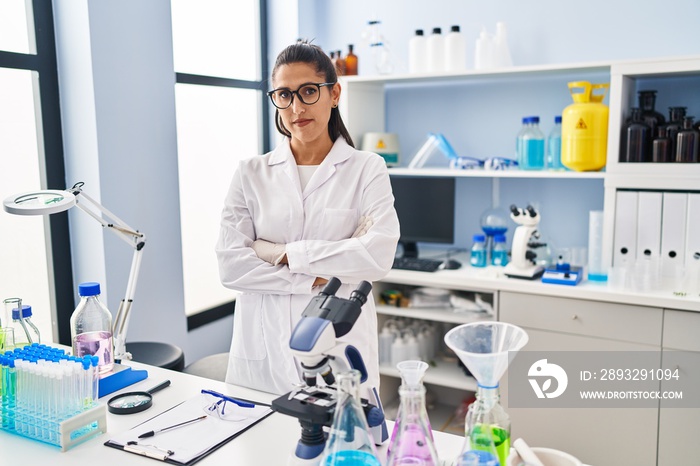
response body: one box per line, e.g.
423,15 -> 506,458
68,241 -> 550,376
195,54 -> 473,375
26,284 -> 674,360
396,360 -> 429,387
444,322 -> 528,387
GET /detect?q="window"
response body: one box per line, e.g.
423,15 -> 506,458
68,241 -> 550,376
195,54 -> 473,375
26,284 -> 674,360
0,0 -> 71,344
171,0 -> 269,318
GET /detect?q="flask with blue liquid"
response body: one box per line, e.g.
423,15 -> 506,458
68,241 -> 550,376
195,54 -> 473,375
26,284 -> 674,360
547,116 -> 564,170
470,235 -> 487,268
516,116 -> 545,170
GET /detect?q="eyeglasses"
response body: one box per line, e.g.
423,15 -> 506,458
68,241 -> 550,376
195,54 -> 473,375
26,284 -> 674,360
267,82 -> 335,109
201,389 -> 255,422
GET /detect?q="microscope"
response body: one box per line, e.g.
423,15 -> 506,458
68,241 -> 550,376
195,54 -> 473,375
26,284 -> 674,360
503,204 -> 545,279
271,278 -> 388,465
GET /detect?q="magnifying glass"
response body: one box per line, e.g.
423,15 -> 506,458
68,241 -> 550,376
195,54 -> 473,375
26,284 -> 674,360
108,380 -> 171,415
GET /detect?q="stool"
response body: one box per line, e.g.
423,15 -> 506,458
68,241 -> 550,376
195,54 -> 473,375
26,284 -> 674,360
127,341 -> 185,372
183,352 -> 229,381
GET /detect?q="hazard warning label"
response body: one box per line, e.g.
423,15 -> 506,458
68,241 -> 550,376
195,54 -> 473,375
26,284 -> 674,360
576,118 -> 588,129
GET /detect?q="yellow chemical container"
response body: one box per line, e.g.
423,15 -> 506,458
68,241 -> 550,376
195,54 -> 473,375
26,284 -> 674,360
561,81 -> 609,171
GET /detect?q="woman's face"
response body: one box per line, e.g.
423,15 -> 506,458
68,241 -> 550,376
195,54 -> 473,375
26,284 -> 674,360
272,62 -> 340,146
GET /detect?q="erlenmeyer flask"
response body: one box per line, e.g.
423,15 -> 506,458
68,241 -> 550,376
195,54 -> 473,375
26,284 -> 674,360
319,370 -> 381,466
461,384 -> 510,466
388,361 -> 434,457
387,384 -> 439,465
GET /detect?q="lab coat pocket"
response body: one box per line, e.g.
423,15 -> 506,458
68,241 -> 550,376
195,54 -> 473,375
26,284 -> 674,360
320,208 -> 358,241
231,294 -> 267,360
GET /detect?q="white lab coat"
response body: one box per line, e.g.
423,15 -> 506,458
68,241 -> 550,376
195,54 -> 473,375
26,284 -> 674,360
216,137 -> 400,395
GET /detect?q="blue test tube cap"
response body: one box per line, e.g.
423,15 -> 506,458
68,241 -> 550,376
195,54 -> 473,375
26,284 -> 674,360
91,356 -> 99,367
82,358 -> 91,370
12,305 -> 32,319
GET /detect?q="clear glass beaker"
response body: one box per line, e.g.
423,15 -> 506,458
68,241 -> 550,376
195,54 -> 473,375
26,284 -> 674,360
387,385 -> 439,465
319,370 -> 381,466
0,327 -> 15,351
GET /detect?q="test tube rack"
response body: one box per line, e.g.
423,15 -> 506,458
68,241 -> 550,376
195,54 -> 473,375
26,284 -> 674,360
1,403 -> 106,451
1,343 -> 107,451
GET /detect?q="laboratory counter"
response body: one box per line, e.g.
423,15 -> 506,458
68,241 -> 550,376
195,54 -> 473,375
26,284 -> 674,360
2,360 -> 464,466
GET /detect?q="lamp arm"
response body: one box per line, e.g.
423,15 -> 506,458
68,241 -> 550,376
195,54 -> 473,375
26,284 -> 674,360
69,184 -> 146,362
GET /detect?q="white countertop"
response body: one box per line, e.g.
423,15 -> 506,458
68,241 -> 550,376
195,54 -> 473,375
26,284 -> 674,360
3,360 -> 464,466
383,261 -> 700,312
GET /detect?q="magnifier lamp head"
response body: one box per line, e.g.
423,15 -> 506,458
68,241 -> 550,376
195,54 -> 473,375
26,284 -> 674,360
396,360 -> 429,388
444,322 -> 528,388
3,189 -> 76,216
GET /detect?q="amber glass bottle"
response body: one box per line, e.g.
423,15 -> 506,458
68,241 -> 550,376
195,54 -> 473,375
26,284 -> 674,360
345,44 -> 358,75
335,50 -> 346,76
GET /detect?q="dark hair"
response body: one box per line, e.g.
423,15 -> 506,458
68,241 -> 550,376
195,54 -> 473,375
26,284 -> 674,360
271,41 -> 355,148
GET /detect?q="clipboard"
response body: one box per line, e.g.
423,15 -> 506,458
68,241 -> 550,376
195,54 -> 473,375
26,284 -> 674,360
105,393 -> 274,465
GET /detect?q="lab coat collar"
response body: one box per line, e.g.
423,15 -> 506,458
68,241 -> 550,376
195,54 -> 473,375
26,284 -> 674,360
268,138 -> 354,199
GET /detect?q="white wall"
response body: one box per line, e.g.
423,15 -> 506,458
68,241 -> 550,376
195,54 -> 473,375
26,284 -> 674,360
53,0 -> 188,355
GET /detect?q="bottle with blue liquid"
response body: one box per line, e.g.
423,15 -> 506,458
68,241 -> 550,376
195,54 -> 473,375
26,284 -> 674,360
491,235 -> 508,267
516,116 -> 545,170
547,116 -> 564,170
470,235 -> 487,268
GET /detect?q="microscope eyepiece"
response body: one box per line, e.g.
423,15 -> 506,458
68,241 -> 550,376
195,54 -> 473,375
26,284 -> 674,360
510,204 -> 520,216
526,205 -> 537,217
349,281 -> 372,306
321,277 -> 341,296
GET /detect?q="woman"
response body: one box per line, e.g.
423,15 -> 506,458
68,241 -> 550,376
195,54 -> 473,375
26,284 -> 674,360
216,41 -> 400,395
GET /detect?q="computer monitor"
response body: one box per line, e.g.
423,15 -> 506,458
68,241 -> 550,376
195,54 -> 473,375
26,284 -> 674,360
390,175 -> 455,258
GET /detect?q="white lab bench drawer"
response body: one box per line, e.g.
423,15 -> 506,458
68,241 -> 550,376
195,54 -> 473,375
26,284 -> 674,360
499,291 -> 662,346
662,309 -> 700,351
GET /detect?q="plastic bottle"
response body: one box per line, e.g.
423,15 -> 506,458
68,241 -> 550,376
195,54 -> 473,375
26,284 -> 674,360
10,305 -> 41,347
517,116 -> 545,170
491,235 -> 509,267
675,116 -> 699,163
547,116 -> 564,170
620,107 -> 652,163
444,25 -> 467,71
391,334 -> 408,368
493,22 -> 513,68
319,370 -> 382,465
70,282 -> 114,374
379,327 -> 394,365
470,234 -> 487,268
345,44 -> 358,76
474,27 -> 493,70
409,29 -> 428,74
426,27 -> 445,73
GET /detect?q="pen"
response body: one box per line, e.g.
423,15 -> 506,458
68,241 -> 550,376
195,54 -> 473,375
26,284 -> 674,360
138,415 -> 208,438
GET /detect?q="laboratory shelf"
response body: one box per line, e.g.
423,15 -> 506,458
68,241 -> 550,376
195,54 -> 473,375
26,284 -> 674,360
376,304 -> 493,325
379,359 -> 477,392
387,167 -> 606,179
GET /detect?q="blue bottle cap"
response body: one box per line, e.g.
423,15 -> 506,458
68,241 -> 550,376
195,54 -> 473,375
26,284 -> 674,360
78,282 -> 101,297
531,116 -> 540,123
12,305 -> 32,319
473,234 -> 486,242
494,234 -> 506,243
555,115 -> 562,123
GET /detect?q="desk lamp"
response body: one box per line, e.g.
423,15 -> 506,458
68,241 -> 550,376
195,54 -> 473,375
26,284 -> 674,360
3,182 -> 148,396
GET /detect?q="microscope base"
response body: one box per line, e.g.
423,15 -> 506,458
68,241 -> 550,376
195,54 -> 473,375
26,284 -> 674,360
503,263 -> 544,280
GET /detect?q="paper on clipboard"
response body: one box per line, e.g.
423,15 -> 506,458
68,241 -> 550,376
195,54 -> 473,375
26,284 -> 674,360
106,394 -> 273,464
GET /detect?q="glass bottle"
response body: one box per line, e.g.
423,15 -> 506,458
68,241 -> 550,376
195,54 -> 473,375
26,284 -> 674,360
319,370 -> 381,466
387,385 -> 439,465
491,235 -> 509,266
5,301 -> 40,347
456,384 -> 510,466
666,106 -> 687,157
335,50 -> 346,76
652,126 -> 673,163
470,234 -> 487,268
345,44 -> 358,76
637,90 -> 665,138
675,116 -> 699,163
547,116 -> 563,170
70,282 -> 114,374
516,116 -> 545,170
619,107 -> 651,163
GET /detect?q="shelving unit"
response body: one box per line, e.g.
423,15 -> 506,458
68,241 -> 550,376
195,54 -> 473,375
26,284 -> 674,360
345,55 -> 700,463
